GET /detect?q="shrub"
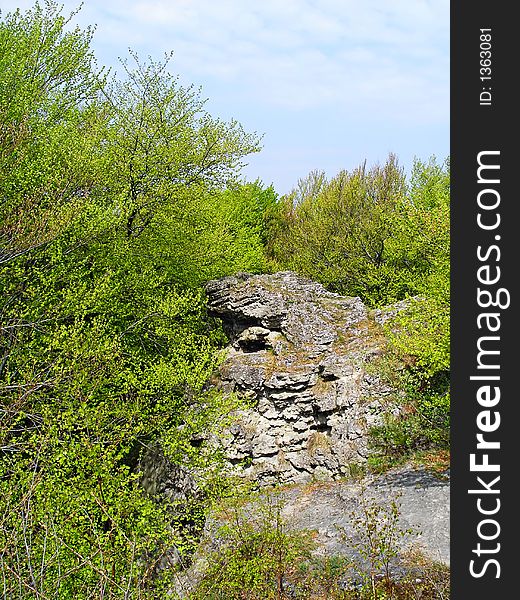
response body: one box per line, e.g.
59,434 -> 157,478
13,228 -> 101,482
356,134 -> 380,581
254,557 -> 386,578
190,490 -> 315,600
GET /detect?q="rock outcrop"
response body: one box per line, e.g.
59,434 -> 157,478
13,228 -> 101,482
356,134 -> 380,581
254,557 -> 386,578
205,271 -> 399,484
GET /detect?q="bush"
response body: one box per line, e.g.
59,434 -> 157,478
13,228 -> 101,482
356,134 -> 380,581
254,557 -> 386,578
266,155 -> 409,307
0,3 -> 262,596
191,490 -> 315,600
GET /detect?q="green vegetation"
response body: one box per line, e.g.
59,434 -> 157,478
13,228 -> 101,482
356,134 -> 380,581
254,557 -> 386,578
1,2 -> 449,597
192,490 -> 315,599
340,486 -> 417,598
1,2 -> 270,597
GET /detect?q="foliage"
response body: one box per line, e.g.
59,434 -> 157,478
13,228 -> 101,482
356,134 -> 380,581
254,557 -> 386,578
267,155 -> 410,307
0,2 -> 264,597
267,155 -> 449,310
102,51 -> 260,240
0,0 -> 107,265
397,550 -> 450,600
384,157 -> 450,376
190,490 -> 315,600
368,158 -> 450,465
139,180 -> 277,289
368,378 -> 450,470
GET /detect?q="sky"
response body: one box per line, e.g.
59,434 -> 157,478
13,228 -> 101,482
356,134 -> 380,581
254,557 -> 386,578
1,0 -> 450,195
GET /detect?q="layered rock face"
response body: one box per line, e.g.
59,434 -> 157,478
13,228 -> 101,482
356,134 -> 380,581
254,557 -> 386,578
205,271 -> 396,484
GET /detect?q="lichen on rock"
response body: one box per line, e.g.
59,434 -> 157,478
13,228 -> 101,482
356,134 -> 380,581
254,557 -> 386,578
205,271 -> 397,484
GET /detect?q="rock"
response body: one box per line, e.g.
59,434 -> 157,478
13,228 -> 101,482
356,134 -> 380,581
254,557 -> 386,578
173,465 -> 450,599
138,443 -> 202,572
139,443 -> 198,503
279,465 -> 450,566
205,271 -> 395,483
235,326 -> 271,351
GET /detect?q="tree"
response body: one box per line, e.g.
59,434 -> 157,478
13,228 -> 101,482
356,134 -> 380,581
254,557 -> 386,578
0,0 -> 106,265
370,158 -> 450,463
103,52 -> 260,241
1,3 -> 263,597
267,155 -> 410,306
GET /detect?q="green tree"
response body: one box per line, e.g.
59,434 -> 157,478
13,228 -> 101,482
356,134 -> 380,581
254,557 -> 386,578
103,52 -> 260,240
370,158 -> 450,464
1,2 -> 263,597
267,155 -> 410,306
0,0 -> 107,264
116,179 -> 277,290
386,157 -> 450,376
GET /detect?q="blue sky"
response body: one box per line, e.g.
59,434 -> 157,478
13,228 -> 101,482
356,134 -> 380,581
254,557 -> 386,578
2,0 -> 449,194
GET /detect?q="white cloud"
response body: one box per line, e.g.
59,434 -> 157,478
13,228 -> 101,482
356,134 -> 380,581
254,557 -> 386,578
1,0 -> 449,119
1,0 -> 449,190
104,0 -> 447,119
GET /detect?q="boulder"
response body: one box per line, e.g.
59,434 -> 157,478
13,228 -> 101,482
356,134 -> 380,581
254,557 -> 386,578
205,271 -> 397,484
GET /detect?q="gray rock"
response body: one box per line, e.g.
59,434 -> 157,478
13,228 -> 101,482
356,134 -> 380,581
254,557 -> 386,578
235,326 -> 272,351
139,443 -> 198,503
205,271 -> 397,483
281,465 -> 450,566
